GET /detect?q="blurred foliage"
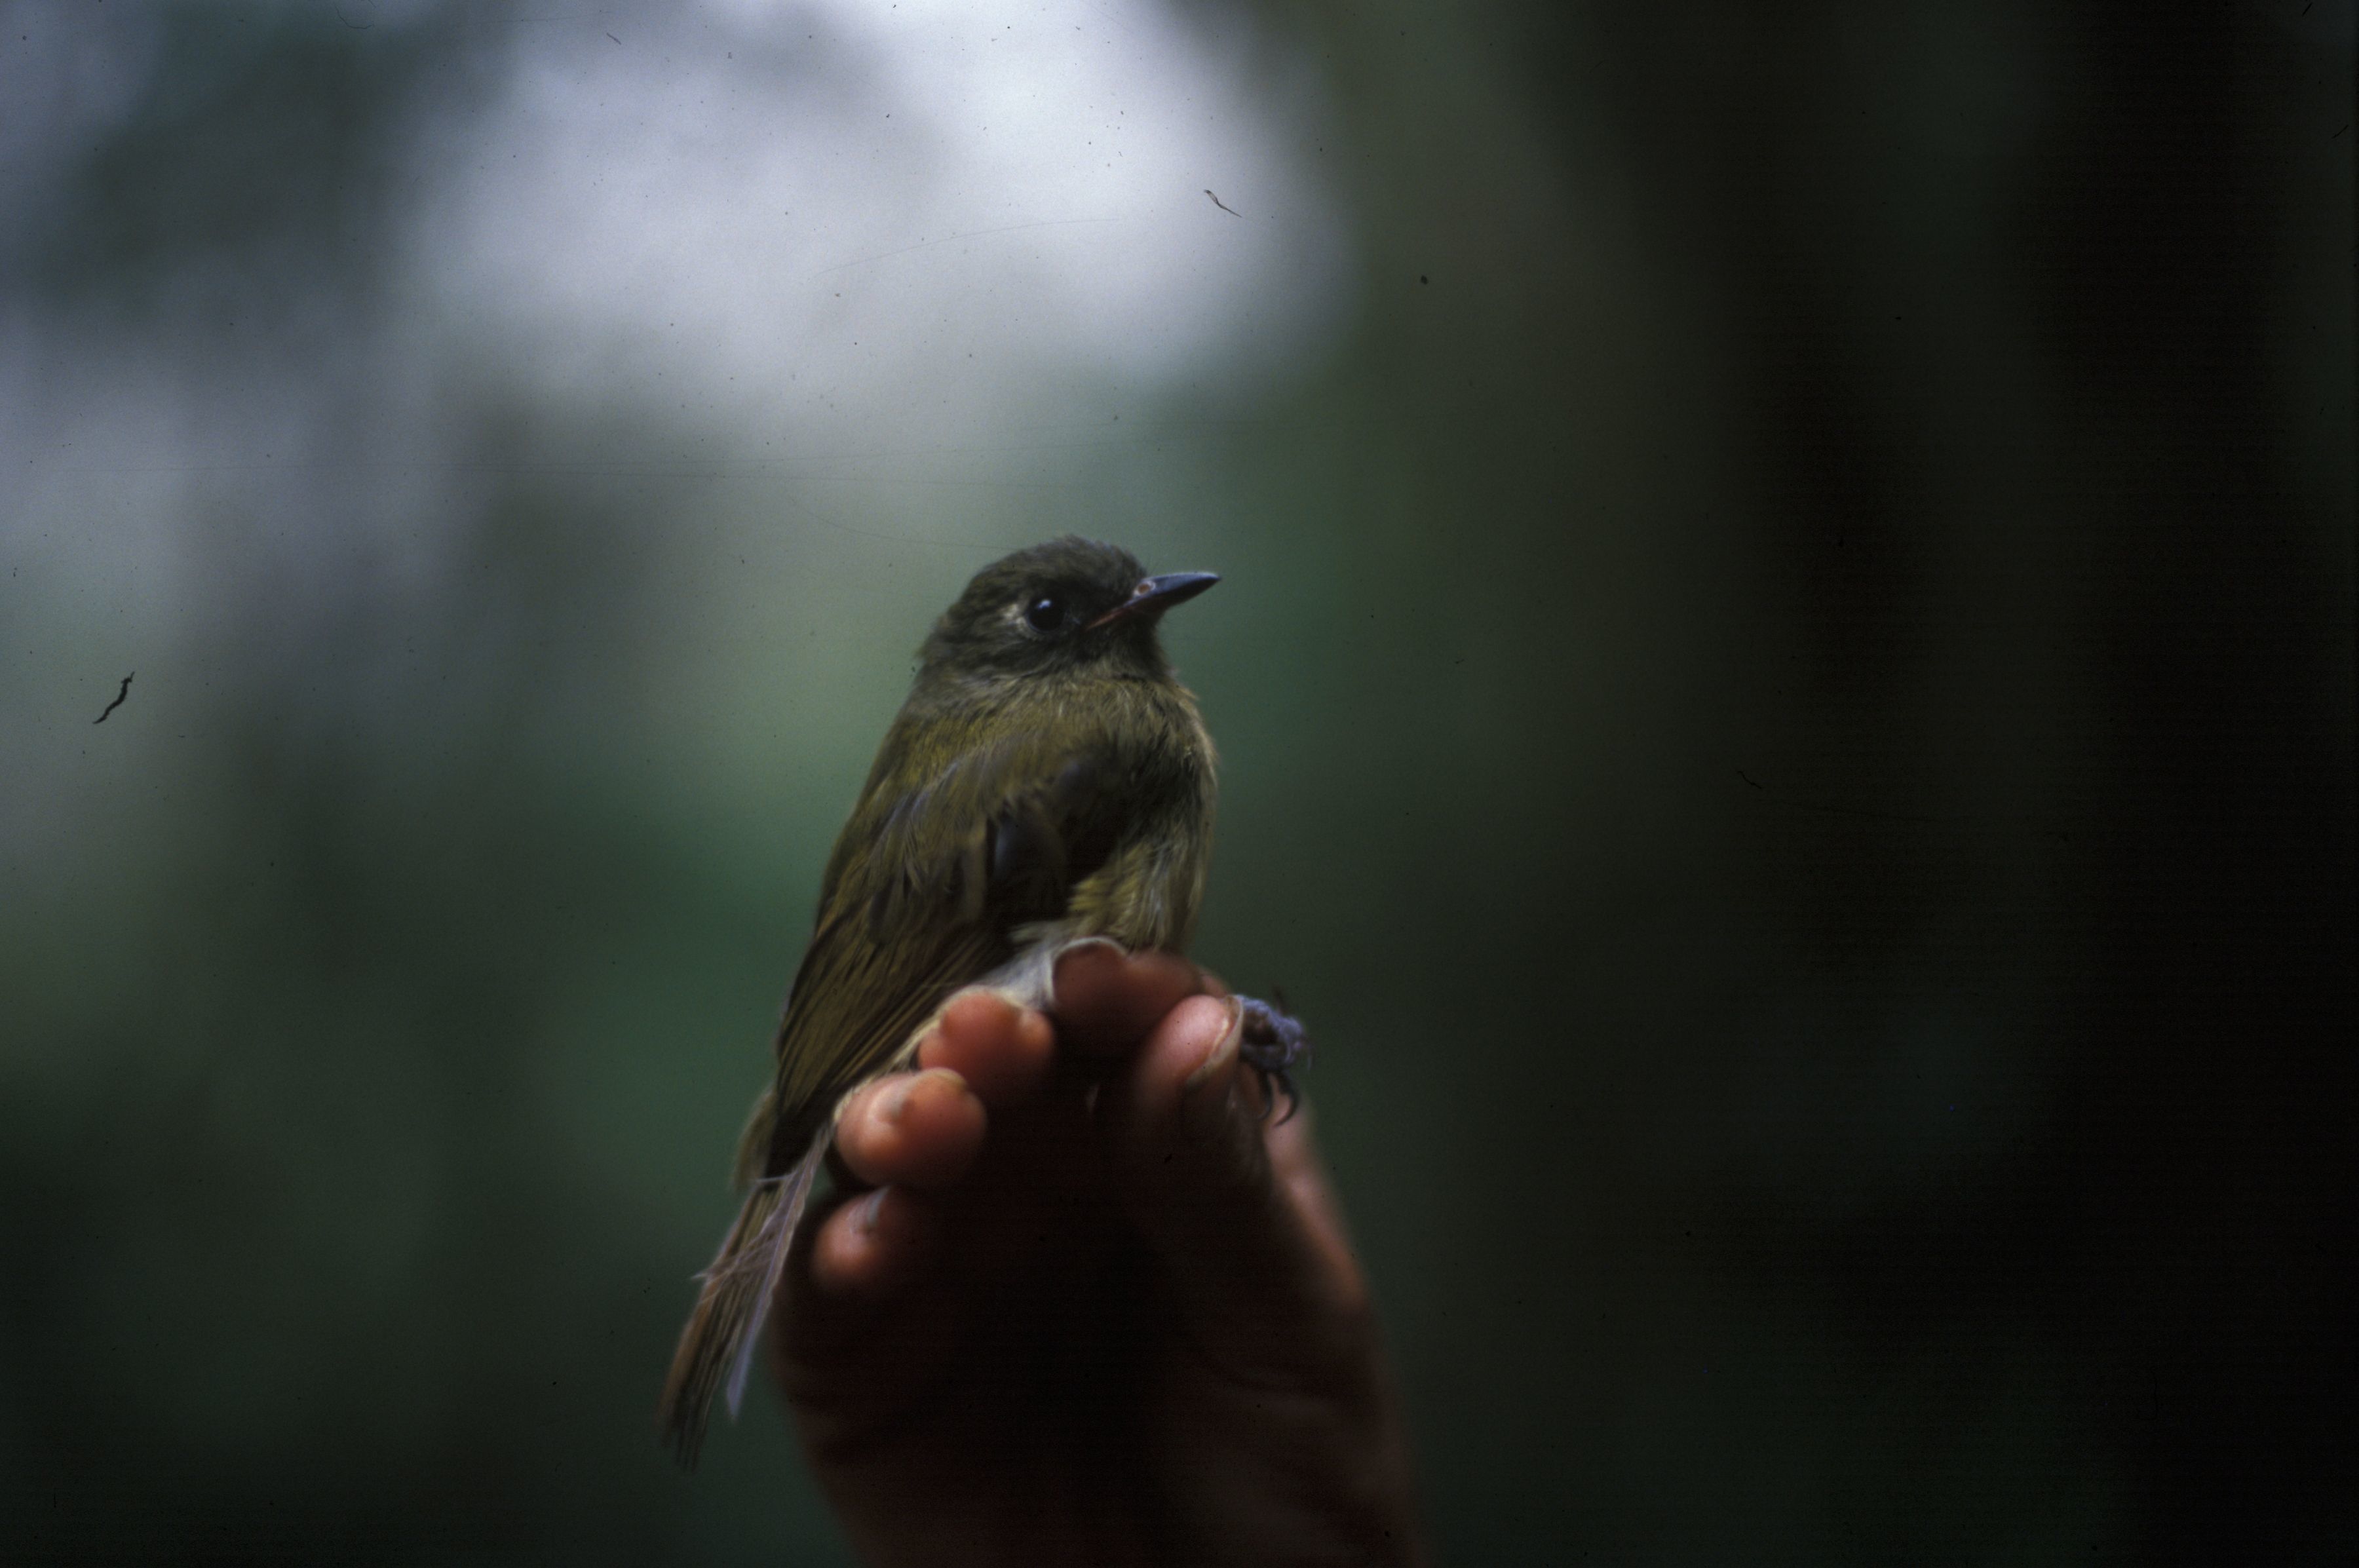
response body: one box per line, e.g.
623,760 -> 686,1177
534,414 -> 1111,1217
2,1 -> 2351,1564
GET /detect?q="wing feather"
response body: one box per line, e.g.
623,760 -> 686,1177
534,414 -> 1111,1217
748,714 -> 1134,1179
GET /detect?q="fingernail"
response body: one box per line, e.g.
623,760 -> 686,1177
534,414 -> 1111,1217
855,1189 -> 886,1235
882,1077 -> 918,1124
1183,996 -> 1246,1096
895,1069 -> 965,1124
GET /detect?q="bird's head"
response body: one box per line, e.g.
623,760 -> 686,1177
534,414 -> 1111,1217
918,537 -> 1218,683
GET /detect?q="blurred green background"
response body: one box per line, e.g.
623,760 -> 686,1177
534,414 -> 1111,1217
3,1 -> 2350,1562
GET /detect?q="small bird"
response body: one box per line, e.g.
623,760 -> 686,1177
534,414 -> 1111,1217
657,536 -> 1305,1464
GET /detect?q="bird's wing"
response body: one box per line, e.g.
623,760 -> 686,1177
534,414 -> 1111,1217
745,717 -> 1132,1180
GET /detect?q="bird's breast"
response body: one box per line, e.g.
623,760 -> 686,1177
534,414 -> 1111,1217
1040,677 -> 1215,954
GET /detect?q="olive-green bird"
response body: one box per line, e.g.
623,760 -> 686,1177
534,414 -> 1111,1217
657,536 -> 1305,1464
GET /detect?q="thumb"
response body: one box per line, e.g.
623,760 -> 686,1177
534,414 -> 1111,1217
1097,994 -> 1372,1377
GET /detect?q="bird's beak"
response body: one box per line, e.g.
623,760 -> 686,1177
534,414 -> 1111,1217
1088,571 -> 1220,630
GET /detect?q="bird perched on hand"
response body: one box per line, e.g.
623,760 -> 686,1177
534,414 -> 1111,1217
657,535 -> 1306,1464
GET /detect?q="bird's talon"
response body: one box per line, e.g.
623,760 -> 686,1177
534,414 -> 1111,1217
1237,993 -> 1309,1122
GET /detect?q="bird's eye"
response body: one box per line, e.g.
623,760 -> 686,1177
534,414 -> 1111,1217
1022,592 -> 1069,634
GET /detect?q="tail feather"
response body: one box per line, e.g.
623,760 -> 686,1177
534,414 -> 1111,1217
657,937 -> 1090,1466
656,1143 -> 824,1466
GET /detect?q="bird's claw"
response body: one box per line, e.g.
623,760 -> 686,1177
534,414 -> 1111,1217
1237,994 -> 1309,1123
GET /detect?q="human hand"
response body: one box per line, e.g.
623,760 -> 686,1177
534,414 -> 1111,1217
774,943 -> 1425,1567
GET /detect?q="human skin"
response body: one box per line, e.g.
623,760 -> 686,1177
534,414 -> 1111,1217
772,942 -> 1427,1567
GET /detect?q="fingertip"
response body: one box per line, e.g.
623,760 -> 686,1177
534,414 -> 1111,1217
836,1069 -> 988,1189
809,1187 -> 936,1298
921,990 -> 1055,1106
1052,944 -> 1204,1054
935,986 -> 1020,1042
1139,993 -> 1246,1122
1050,936 -> 1128,994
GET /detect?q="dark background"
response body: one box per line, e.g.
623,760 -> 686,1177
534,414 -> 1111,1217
3,1 -> 2350,1563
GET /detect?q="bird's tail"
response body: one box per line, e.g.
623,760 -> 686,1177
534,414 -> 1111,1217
656,1143 -> 823,1466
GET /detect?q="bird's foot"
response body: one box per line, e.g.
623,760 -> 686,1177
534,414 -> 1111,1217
1236,993 -> 1310,1124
